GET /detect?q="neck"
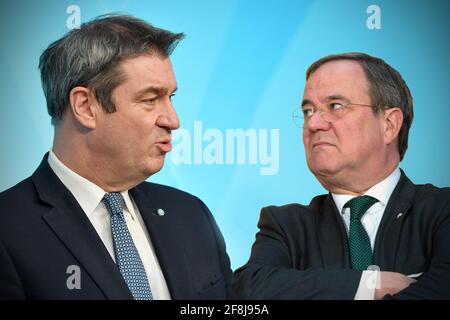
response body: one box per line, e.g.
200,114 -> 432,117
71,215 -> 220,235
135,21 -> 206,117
316,159 -> 399,195
53,127 -> 141,193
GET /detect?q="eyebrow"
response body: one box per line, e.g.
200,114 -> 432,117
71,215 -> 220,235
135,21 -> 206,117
301,99 -> 314,107
134,86 -> 177,100
326,94 -> 350,102
301,94 -> 350,107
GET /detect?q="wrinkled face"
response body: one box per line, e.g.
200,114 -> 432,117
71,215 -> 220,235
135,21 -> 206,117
302,60 -> 386,182
93,53 -> 179,183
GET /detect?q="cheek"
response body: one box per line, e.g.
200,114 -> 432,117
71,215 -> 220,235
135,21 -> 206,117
128,117 -> 156,141
341,121 -> 383,156
302,130 -> 310,149
94,117 -> 123,149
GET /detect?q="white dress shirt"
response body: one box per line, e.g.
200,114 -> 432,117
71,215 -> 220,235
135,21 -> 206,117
332,167 -> 401,300
48,150 -> 171,299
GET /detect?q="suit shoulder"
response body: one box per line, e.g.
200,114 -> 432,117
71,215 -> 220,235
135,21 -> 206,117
414,183 -> 450,204
262,194 -> 328,220
263,203 -> 308,215
0,177 -> 40,233
136,182 -> 216,227
0,177 -> 36,207
138,181 -> 201,203
263,194 -> 328,213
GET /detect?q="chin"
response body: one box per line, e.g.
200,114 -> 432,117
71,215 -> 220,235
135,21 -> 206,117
144,157 -> 165,176
308,159 -> 340,177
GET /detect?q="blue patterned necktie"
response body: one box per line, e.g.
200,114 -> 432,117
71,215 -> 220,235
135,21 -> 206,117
344,195 -> 378,270
103,192 -> 153,300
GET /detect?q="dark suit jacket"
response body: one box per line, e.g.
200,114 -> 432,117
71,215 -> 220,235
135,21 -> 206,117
232,170 -> 450,299
0,154 -> 233,299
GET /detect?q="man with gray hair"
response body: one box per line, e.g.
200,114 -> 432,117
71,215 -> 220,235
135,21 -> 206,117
233,52 -> 450,299
0,15 -> 232,300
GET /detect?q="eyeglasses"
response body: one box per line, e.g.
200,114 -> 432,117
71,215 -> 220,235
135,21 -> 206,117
292,101 -> 376,128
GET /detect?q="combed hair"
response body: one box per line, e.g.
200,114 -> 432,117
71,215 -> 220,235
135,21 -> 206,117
39,14 -> 184,125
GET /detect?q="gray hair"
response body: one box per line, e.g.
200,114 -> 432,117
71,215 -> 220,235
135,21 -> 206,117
306,52 -> 414,161
39,14 -> 184,125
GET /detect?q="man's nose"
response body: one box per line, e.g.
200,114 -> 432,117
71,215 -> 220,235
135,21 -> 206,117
158,100 -> 180,130
305,111 -> 331,131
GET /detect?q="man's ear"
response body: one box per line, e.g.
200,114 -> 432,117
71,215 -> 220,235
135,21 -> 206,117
383,107 -> 403,145
69,86 -> 99,129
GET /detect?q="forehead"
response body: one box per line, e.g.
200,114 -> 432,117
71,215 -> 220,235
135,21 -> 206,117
304,60 -> 369,101
118,53 -> 176,91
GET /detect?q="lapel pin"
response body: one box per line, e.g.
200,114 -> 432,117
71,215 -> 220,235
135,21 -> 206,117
156,208 -> 165,216
396,212 -> 404,219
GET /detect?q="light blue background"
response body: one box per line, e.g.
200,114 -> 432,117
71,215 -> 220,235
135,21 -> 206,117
1,0 -> 449,269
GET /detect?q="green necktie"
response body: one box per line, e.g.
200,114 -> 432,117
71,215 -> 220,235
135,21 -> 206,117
344,195 -> 378,270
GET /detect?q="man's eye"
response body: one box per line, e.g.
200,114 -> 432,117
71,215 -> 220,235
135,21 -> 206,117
143,98 -> 157,105
329,102 -> 344,110
169,93 -> 176,101
302,108 -> 314,117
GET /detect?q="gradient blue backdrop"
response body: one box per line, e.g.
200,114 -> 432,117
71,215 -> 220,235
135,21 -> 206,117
1,0 -> 449,269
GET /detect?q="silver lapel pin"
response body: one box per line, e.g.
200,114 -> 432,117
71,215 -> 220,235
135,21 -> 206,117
156,208 -> 165,217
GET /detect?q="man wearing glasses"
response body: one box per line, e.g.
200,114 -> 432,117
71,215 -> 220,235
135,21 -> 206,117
232,52 -> 450,299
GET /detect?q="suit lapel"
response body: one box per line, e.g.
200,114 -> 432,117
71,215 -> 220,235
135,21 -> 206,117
316,195 -> 352,268
316,171 -> 417,270
373,170 -> 416,270
130,185 -> 193,299
32,155 -> 132,300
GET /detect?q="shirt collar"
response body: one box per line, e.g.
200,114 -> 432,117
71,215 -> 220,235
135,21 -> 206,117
121,191 -> 137,221
48,150 -> 135,219
332,167 -> 401,215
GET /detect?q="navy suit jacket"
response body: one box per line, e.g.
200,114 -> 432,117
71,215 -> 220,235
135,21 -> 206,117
0,154 -> 233,299
232,171 -> 450,299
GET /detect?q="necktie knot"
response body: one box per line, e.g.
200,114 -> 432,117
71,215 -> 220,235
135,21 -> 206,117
103,192 -> 124,216
344,195 -> 378,221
